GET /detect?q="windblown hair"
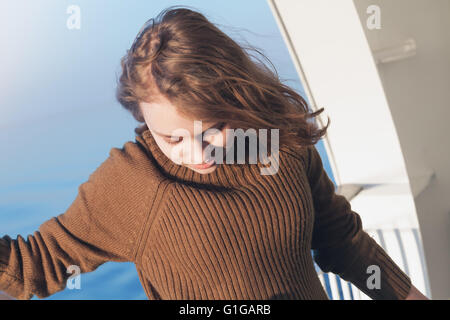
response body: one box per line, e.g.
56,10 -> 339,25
116,5 -> 329,152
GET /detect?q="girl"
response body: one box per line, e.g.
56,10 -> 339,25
0,6 -> 426,300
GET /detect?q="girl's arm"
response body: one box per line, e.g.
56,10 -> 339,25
406,284 -> 429,300
0,142 -> 156,300
305,145 -> 416,300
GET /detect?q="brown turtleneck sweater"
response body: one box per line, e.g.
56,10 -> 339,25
0,129 -> 412,300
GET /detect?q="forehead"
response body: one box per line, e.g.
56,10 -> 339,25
140,97 -> 215,135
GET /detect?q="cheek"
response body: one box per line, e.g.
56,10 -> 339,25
153,137 -> 184,165
167,145 -> 185,165
211,130 -> 230,148
224,126 -> 235,148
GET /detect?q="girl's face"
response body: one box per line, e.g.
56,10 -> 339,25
139,96 -> 233,174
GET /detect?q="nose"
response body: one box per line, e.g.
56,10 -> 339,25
186,139 -> 215,164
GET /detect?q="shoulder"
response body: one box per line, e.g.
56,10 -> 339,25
278,144 -> 309,169
103,137 -> 167,181
108,137 -> 153,169
76,136 -> 170,230
84,137 -> 169,200
56,138 -> 169,263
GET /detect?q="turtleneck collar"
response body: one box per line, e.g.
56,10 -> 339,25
135,128 -> 279,189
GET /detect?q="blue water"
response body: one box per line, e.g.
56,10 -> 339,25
0,1 -> 332,299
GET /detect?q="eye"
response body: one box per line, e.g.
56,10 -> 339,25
165,137 -> 183,145
215,122 -> 226,131
203,122 -> 226,137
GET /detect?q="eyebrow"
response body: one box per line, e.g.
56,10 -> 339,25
153,122 -> 222,139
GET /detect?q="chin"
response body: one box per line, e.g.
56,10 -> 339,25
187,164 -> 218,174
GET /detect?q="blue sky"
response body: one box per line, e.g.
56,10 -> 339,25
0,1 -> 331,299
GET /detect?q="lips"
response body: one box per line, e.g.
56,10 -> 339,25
190,158 -> 216,169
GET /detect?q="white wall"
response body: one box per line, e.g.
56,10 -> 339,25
269,0 -> 450,299
353,0 -> 450,300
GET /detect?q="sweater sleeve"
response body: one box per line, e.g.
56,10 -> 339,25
0,141 -> 156,300
306,145 -> 412,300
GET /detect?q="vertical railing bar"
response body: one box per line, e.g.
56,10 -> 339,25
347,282 -> 354,300
394,228 -> 410,276
335,275 -> 344,300
322,273 -> 333,300
376,229 -> 387,250
412,228 -> 432,298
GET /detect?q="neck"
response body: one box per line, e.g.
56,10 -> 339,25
135,128 -> 279,188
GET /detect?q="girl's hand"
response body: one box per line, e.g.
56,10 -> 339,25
0,291 -> 16,300
405,284 -> 429,300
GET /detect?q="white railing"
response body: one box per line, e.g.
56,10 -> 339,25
315,227 -> 431,300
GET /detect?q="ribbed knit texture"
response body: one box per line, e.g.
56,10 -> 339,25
0,129 -> 412,300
